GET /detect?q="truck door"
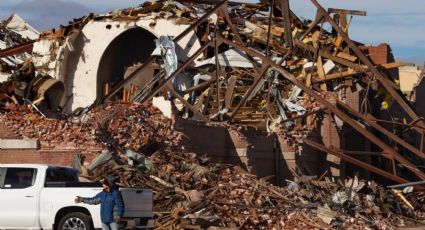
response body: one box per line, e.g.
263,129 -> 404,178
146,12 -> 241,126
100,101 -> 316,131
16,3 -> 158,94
0,167 -> 39,228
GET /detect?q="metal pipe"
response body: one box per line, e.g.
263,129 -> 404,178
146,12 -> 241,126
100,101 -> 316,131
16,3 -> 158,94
23,99 -> 46,118
388,181 -> 425,189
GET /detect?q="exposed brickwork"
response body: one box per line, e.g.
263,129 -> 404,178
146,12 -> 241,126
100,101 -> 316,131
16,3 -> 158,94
361,43 -> 395,65
0,149 -> 98,166
0,122 -> 19,139
176,117 -> 288,184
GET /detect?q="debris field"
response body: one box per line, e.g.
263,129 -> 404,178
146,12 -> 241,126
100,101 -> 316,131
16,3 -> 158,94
1,0 -> 425,229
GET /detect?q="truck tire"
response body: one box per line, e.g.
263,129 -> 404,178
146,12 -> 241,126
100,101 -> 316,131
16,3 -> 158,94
57,212 -> 93,230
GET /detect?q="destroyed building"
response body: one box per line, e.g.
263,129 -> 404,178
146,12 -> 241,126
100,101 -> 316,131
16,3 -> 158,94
1,0 -> 425,228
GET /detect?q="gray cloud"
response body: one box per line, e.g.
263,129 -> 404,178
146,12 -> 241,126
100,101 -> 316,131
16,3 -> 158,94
6,0 -> 93,30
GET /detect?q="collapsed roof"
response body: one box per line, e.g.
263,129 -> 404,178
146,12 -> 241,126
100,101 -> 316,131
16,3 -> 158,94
0,0 -> 425,185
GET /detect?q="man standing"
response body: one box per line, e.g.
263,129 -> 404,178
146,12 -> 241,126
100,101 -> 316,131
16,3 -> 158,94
75,176 -> 124,230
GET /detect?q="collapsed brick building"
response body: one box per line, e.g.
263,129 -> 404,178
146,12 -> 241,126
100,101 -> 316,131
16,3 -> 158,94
1,0 -> 424,187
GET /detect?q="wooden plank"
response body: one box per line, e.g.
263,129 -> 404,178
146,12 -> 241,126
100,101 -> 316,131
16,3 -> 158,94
225,75 -> 237,109
316,56 -> 328,91
306,73 -> 312,87
336,51 -> 358,62
202,88 -> 213,115
311,31 -> 321,49
259,25 -> 284,37
295,40 -> 365,72
314,69 -> 359,83
335,14 -> 349,48
381,62 -> 406,69
328,8 -> 367,16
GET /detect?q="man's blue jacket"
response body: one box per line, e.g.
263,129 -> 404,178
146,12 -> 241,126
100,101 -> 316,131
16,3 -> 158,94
83,188 -> 125,224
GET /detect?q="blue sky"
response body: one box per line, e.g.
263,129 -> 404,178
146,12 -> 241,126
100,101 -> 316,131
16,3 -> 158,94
0,0 -> 424,66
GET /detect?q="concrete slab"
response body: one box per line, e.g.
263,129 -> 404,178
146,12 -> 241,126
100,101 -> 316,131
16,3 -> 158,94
0,139 -> 40,149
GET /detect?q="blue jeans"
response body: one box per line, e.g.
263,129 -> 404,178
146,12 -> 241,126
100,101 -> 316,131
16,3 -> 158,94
102,222 -> 119,230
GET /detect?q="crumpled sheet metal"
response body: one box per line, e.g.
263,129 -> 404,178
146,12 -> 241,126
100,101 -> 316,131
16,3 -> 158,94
153,35 -> 178,77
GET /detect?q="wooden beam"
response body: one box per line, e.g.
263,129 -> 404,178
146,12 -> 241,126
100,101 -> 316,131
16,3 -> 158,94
328,8 -> 367,16
313,69 -> 360,83
313,62 -> 407,83
381,62 -> 406,69
225,76 -> 237,109
295,40 -> 365,72
316,56 -> 328,91
0,42 -> 34,58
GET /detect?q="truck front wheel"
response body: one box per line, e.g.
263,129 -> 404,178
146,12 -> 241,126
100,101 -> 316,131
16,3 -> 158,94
58,212 -> 93,230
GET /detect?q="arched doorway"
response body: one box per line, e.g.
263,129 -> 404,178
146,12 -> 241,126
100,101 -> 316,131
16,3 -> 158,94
97,27 -> 157,100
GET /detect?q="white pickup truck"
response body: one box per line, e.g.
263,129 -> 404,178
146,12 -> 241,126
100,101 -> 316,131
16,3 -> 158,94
0,164 -> 153,230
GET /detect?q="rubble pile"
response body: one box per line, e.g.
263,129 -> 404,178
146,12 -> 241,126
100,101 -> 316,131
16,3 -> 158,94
1,90 -> 425,229
0,14 -> 38,108
92,104 -> 179,152
0,103 -> 179,151
1,1 -> 425,229
73,105 -> 425,229
86,143 -> 425,229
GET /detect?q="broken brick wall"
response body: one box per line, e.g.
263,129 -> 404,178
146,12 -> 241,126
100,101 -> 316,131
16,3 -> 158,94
175,116 -> 291,185
0,149 -> 97,166
0,123 -> 99,165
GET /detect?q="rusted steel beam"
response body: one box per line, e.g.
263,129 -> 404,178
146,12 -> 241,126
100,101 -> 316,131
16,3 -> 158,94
298,11 -> 324,42
175,0 -> 227,41
166,84 -> 210,122
0,42 -> 34,58
279,0 -> 293,48
214,27 -> 221,119
102,0 -> 228,103
183,78 -> 216,94
342,150 -> 383,156
219,7 -> 264,78
139,40 -> 214,104
337,100 -> 425,160
131,71 -> 166,102
304,139 -> 409,184
310,0 -> 423,128
219,36 -> 425,181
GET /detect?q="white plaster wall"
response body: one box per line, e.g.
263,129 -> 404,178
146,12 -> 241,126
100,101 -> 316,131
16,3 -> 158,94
37,17 -> 202,112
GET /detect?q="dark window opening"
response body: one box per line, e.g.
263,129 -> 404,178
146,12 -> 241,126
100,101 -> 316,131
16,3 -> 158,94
97,27 -> 157,101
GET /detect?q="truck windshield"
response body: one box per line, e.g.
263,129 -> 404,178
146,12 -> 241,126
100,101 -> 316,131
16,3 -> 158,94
46,167 -> 78,183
